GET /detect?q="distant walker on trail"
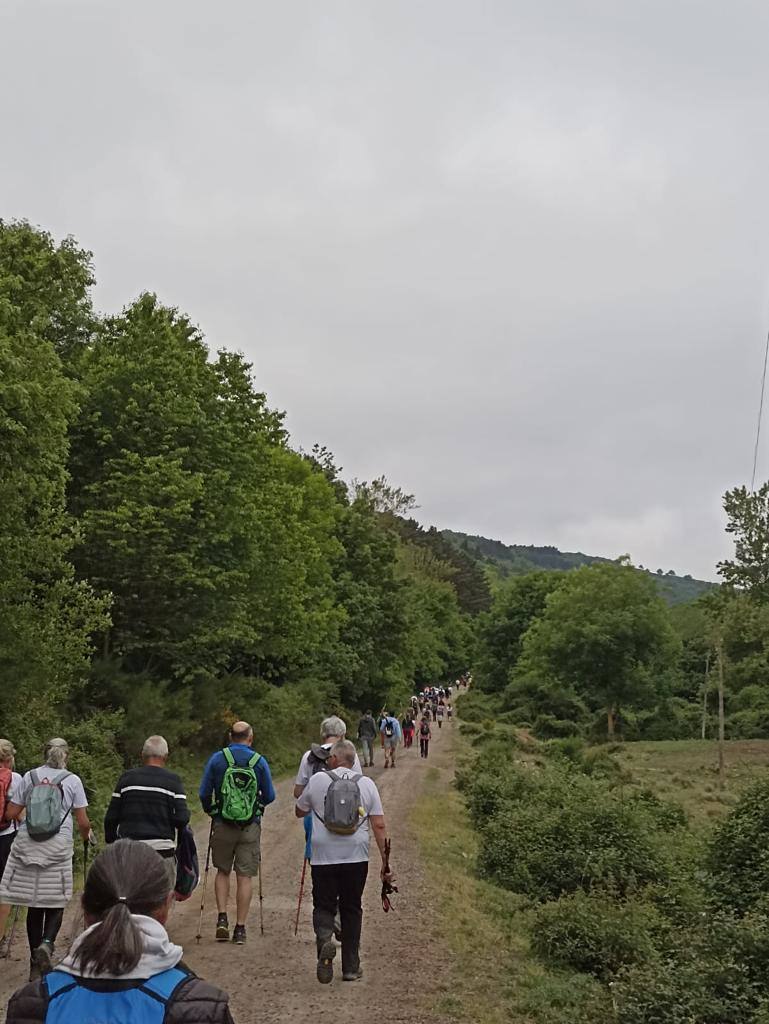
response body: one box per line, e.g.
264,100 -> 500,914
357,711 -> 378,769
379,711 -> 402,769
199,721 -> 275,945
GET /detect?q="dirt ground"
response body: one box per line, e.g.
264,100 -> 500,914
1,723 -> 456,1024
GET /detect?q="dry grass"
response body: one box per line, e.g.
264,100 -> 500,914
612,738 -> 769,825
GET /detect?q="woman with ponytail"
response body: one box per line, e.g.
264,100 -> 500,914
5,839 -> 235,1024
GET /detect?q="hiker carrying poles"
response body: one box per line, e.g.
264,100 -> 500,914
196,819 -> 214,944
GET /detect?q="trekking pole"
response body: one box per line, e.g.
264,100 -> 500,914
293,857 -> 309,936
2,905 -> 20,959
196,820 -> 214,945
258,858 -> 264,936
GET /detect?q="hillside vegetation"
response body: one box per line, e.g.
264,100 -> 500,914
442,528 -> 714,605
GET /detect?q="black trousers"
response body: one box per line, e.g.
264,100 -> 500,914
26,907 -> 64,954
311,861 -> 368,975
420,738 -> 429,757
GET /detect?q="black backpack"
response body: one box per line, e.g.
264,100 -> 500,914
384,720 -> 394,738
307,744 -> 332,776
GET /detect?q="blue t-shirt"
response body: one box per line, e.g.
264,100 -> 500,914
199,744 -> 276,822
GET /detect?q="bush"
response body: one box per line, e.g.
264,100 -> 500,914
477,765 -> 671,900
532,891 -> 662,978
709,779 -> 769,914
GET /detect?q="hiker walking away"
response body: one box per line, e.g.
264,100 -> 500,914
356,711 -> 378,769
419,717 -> 432,758
0,739 -> 22,954
295,717 -> 362,799
0,738 -> 93,979
295,739 -> 393,984
5,838 -> 235,1024
401,713 -> 415,750
447,703 -> 454,724
104,735 -> 189,887
379,711 -> 402,769
436,703 -> 445,729
199,721 -> 275,945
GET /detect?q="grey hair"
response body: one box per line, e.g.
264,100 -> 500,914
0,739 -> 15,766
320,716 -> 346,740
142,735 -> 169,760
45,738 -> 69,770
330,739 -> 356,767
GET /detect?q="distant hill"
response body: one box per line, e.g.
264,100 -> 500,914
441,530 -> 714,606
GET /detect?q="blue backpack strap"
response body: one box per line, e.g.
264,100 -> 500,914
44,971 -> 79,999
139,966 -> 190,1002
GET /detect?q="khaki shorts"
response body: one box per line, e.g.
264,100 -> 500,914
211,819 -> 261,877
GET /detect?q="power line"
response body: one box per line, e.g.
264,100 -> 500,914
751,327 -> 769,492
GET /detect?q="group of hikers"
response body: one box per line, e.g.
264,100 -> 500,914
0,675 -> 469,1019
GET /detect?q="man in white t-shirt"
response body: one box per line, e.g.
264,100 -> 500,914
295,739 -> 393,984
293,716 -> 362,799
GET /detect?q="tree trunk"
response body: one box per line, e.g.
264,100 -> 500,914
701,651 -> 710,741
607,706 -> 615,738
717,639 -> 726,789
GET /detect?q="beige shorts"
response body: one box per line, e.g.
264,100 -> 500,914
211,819 -> 261,877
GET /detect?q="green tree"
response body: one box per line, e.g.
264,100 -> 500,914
0,225 -> 106,761
718,483 -> 769,600
474,572 -> 564,693
518,562 -> 680,736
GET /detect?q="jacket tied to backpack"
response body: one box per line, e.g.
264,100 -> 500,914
0,827 -> 73,909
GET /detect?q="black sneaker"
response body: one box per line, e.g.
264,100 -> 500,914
32,940 -> 54,977
317,938 -> 336,984
232,924 -> 246,945
215,914 -> 229,942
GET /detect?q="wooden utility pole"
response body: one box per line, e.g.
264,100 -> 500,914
701,651 -> 710,741
716,638 -> 726,789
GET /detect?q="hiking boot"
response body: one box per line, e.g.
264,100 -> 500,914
215,913 -> 230,942
32,940 -> 53,977
316,938 -> 336,984
343,968 -> 364,982
232,924 -> 246,945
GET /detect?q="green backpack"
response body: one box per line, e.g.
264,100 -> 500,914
218,748 -> 263,825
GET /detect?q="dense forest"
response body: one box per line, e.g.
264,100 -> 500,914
0,219 -> 485,813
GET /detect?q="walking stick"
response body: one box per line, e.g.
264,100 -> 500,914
2,905 -> 20,959
258,857 -> 264,936
196,820 -> 214,945
293,857 -> 309,936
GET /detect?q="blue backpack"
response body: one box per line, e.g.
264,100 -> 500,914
44,967 -> 189,1023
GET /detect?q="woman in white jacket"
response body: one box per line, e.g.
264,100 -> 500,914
0,738 -> 92,979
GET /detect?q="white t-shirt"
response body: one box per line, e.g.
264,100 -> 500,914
296,767 -> 383,866
0,772 -> 22,838
294,746 -> 363,791
16,766 -> 88,844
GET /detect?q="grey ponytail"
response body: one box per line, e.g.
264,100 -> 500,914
75,839 -> 171,977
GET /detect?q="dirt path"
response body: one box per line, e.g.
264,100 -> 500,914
1,724 -> 456,1023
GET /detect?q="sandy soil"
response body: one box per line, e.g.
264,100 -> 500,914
1,724 -> 456,1024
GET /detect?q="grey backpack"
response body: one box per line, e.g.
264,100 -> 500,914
26,770 -> 71,841
317,770 -> 366,835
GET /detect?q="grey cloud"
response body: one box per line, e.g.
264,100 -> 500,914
3,0 -> 768,580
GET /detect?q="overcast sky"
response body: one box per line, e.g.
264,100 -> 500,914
4,1 -> 769,580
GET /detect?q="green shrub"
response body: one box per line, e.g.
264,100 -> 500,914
477,766 -> 670,900
532,891 -> 662,978
709,779 -> 769,914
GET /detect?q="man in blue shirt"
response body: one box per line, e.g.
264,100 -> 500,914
199,721 -> 275,945
379,710 -> 402,769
